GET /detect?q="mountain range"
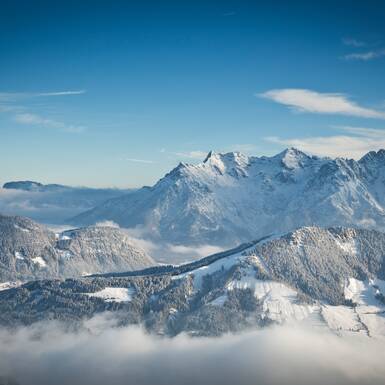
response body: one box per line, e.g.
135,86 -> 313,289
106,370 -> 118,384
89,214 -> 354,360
3,149 -> 385,337
71,148 -> 385,248
1,225 -> 384,337
0,214 -> 154,282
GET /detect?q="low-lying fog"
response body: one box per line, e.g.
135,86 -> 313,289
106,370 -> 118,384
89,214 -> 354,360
0,314 -> 384,385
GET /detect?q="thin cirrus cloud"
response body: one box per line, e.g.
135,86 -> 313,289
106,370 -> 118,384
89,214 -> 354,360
259,88 -> 385,119
14,112 -> 86,133
175,151 -> 208,160
343,49 -> 385,61
342,37 -> 366,47
265,126 -> 385,159
0,90 -> 86,102
125,158 -> 154,164
341,37 -> 385,61
1,89 -> 86,133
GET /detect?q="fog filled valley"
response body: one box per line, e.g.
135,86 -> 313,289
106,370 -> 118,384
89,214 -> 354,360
2,1 -> 385,383
2,148 -> 385,384
1,317 -> 385,385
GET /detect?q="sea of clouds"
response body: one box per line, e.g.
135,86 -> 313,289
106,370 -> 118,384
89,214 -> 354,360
0,314 -> 384,385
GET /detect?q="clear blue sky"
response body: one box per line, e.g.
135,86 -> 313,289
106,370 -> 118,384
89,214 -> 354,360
1,0 -> 385,187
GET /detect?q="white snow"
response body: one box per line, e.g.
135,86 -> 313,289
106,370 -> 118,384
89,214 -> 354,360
281,148 -> 303,169
14,251 -> 25,260
73,147 -> 385,250
85,287 -> 134,302
340,277 -> 385,337
58,250 -> 73,260
172,248 -> 251,290
0,281 -> 22,291
227,276 -> 317,323
344,278 -> 385,312
335,237 -> 357,255
13,224 -> 30,232
31,256 -> 47,268
359,313 -> 385,337
321,305 -> 363,334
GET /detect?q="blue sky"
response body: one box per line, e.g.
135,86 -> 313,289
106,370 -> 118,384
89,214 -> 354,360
1,0 -> 385,187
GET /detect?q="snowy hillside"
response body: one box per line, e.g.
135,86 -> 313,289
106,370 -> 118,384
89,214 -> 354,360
0,214 -> 155,282
1,226 -> 385,337
71,148 -> 385,247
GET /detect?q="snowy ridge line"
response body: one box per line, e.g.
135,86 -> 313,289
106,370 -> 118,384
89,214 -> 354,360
87,235 -> 272,279
70,147 -> 385,248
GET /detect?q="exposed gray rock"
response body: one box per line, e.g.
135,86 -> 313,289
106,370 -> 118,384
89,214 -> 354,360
0,214 -> 155,282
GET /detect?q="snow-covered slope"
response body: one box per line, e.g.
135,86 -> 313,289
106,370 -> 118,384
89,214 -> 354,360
71,148 -> 385,247
2,226 -> 385,337
0,214 -> 155,282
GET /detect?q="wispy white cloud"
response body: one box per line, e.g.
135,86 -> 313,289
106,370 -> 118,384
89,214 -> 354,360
125,158 -> 154,164
167,244 -> 223,257
230,144 -> 260,154
259,88 -> 385,119
337,125 -> 385,138
14,112 -> 85,133
170,145 -> 263,160
174,151 -> 208,160
341,36 -> 385,61
343,49 -> 385,61
265,126 -> 385,159
0,90 -> 86,133
342,37 -> 366,47
0,90 -> 86,102
37,90 -> 86,97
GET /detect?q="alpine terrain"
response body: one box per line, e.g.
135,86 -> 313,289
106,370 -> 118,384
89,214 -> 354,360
0,214 -> 155,282
1,226 -> 384,337
71,148 -> 385,247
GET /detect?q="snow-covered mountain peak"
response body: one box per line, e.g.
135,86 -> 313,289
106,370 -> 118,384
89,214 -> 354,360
71,148 -> 385,247
202,151 -> 250,177
359,149 -> 385,168
273,147 -> 315,170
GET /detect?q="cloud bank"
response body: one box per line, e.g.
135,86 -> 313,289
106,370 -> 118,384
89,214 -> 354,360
0,187 -> 128,225
260,89 -> 385,119
118,224 -> 224,264
0,316 -> 384,385
266,126 -> 385,159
